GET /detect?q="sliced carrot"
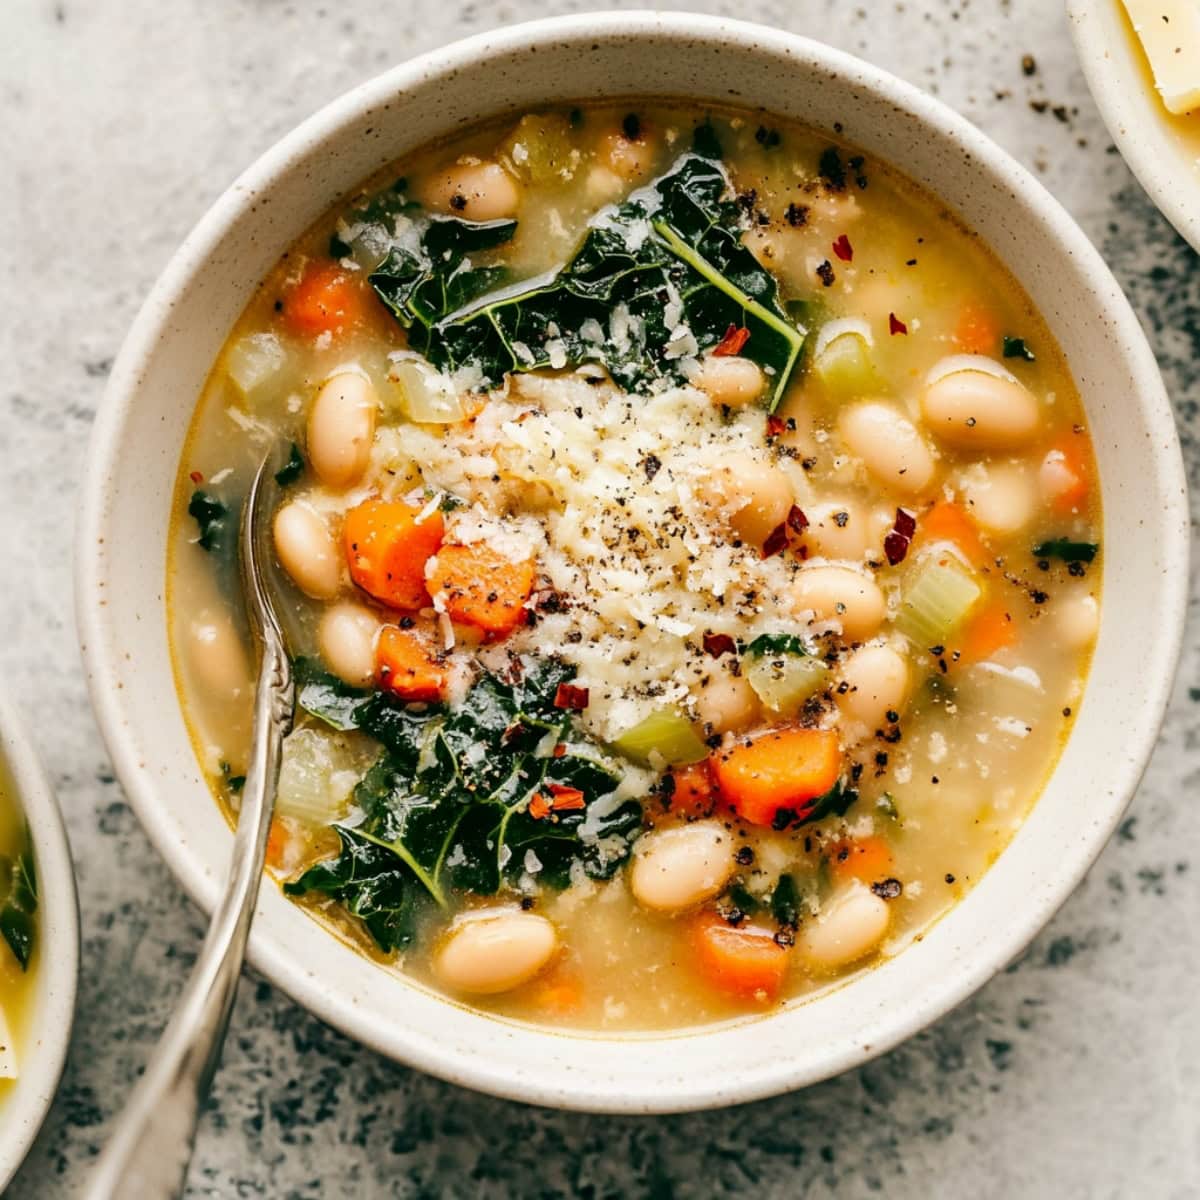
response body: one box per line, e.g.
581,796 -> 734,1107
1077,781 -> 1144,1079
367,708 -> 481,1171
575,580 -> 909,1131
709,727 -> 842,827
375,625 -> 449,702
426,543 -> 535,639
530,969 -> 584,1014
666,761 -> 718,821
953,303 -> 999,355
343,498 -> 444,611
691,910 -> 790,1001
828,834 -> 894,883
282,260 -> 369,338
265,817 -> 290,871
916,500 -> 988,568
529,793 -> 553,820
1041,432 -> 1090,514
547,783 -> 586,812
954,598 -> 1017,664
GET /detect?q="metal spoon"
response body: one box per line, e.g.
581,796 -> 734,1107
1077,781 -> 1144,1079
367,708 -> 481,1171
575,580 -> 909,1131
86,456 -> 293,1199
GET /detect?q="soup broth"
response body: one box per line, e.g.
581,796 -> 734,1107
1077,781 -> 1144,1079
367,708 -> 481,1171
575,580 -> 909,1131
0,773 -> 38,1094
168,103 -> 1101,1030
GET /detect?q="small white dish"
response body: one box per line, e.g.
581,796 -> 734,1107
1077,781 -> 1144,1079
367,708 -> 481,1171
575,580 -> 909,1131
0,692 -> 79,1187
1069,0 -> 1200,252
76,12 -> 1189,1112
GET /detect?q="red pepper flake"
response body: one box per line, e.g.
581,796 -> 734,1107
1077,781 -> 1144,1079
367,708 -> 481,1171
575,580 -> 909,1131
189,471 -> 204,484
713,324 -> 751,357
832,233 -> 853,262
884,506 -> 916,565
529,794 -> 553,820
553,683 -> 589,710
552,743 -> 567,758
883,531 -> 910,566
766,414 -> 786,439
761,522 -> 790,559
888,312 -> 908,336
787,504 -> 809,534
703,632 -> 737,658
547,784 -> 586,811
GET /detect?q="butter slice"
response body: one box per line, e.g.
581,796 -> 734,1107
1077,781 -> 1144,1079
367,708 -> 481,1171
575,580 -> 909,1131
1122,0 -> 1200,114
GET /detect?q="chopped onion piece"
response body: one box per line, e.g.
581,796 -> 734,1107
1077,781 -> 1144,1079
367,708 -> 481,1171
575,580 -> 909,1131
388,356 -> 468,424
225,333 -> 285,404
276,728 -> 372,826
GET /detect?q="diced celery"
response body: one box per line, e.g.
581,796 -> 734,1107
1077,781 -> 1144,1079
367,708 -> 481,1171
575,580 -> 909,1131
611,707 -> 709,766
225,333 -> 285,404
276,728 -> 373,825
388,357 -> 468,424
896,556 -> 982,647
812,331 -> 880,395
745,652 -> 829,713
501,113 -> 576,186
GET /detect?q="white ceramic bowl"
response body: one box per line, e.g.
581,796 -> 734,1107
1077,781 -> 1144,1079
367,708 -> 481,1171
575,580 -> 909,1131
76,13 -> 1189,1112
1069,0 -> 1200,252
0,692 -> 79,1186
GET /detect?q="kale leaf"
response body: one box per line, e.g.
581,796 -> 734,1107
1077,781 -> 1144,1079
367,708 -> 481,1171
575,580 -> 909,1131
1002,335 -> 1036,362
367,127 -> 805,409
743,633 -> 808,658
1033,538 -> 1098,564
285,657 -> 640,953
187,489 -> 230,554
285,826 -> 431,953
0,850 -> 37,970
274,443 -> 305,486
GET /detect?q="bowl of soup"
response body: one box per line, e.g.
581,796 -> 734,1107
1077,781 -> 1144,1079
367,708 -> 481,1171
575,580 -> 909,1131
0,691 -> 79,1184
76,13 -> 1188,1110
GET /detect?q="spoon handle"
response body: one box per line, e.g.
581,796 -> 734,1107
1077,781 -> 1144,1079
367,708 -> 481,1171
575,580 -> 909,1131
84,637 -> 293,1200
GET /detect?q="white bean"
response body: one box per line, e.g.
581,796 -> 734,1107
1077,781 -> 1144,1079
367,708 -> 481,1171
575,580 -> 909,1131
308,373 -> 377,489
692,356 -> 765,408
434,910 -> 559,995
692,667 -> 761,734
922,368 -> 1040,450
1055,590 -> 1100,651
800,884 -> 891,970
630,821 -> 737,913
318,602 -> 381,687
188,614 -> 251,701
699,452 -> 794,547
959,463 -> 1036,536
600,125 -> 658,181
791,564 -> 886,641
838,402 -> 936,497
837,643 -> 910,735
273,502 -> 341,599
801,499 -> 879,562
421,160 -> 521,221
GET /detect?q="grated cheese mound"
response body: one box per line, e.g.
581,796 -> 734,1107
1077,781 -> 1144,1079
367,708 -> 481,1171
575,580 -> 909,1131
364,372 -> 819,742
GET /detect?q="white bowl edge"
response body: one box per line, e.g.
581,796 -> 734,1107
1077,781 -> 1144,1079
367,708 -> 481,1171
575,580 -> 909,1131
0,692 -> 80,1184
75,12 -> 1190,1113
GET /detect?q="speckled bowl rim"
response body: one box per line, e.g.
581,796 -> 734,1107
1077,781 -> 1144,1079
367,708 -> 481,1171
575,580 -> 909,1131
1068,0 -> 1200,253
0,692 -> 80,1186
76,12 -> 1189,1112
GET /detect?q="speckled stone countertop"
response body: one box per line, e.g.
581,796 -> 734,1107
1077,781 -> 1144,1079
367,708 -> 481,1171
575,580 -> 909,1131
2,0 -> 1197,1195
